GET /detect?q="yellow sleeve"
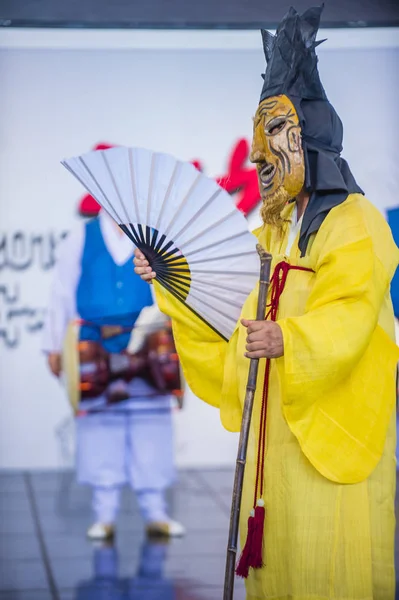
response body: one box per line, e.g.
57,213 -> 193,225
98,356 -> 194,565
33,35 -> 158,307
277,228 -> 399,483
152,280 -> 227,408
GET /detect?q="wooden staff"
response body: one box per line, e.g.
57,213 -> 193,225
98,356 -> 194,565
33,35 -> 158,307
223,244 -> 272,600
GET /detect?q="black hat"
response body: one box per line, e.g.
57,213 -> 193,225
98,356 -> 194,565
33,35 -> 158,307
258,5 -> 364,257
260,5 -> 327,103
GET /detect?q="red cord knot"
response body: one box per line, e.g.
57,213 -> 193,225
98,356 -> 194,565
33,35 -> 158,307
266,261 -> 314,322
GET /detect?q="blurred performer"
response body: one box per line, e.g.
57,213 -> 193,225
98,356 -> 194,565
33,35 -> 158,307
43,209 -> 184,540
135,6 -> 399,600
387,207 -> 399,319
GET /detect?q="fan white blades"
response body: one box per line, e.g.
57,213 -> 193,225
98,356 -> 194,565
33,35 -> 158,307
62,147 -> 260,340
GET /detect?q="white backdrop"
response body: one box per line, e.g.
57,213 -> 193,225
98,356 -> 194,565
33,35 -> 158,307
0,28 -> 398,469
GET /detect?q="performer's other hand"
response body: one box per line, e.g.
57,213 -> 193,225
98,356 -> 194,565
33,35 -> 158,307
241,319 -> 284,359
48,353 -> 62,377
133,249 -> 156,282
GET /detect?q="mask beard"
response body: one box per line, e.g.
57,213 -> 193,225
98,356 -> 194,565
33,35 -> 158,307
260,185 -> 291,229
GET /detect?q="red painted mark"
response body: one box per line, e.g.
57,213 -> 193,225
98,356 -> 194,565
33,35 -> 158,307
216,138 -> 260,216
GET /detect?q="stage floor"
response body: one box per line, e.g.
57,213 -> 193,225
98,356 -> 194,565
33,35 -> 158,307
0,468 -> 247,600
0,468 -> 398,599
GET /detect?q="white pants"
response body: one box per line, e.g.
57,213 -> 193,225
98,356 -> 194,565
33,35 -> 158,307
76,410 -> 176,524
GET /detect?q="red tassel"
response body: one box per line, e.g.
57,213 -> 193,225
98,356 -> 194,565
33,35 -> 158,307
249,501 -> 265,568
235,511 -> 255,578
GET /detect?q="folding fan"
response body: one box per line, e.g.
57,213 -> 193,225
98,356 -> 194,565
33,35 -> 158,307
62,147 -> 260,340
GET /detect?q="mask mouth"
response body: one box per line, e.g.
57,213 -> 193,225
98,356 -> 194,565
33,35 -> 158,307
259,162 -> 276,186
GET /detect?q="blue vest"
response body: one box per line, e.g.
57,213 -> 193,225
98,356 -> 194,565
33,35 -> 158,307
387,207 -> 399,318
77,218 -> 153,353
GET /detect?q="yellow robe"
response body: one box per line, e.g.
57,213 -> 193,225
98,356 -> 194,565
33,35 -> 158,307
154,193 -> 399,600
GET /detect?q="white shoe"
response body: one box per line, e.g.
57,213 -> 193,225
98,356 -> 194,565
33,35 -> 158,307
86,522 -> 115,540
146,519 -> 186,538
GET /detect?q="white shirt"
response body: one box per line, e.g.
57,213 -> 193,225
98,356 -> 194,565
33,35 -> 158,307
285,203 -> 303,256
395,318 -> 399,345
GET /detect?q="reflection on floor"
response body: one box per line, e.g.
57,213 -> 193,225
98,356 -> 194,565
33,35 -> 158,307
0,469 -> 246,600
1,468 -> 399,599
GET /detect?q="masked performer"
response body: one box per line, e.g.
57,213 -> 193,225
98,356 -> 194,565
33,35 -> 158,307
43,209 -> 184,540
135,6 -> 399,600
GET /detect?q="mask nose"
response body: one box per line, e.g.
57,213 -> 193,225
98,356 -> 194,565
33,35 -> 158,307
249,148 -> 265,164
249,124 -> 267,164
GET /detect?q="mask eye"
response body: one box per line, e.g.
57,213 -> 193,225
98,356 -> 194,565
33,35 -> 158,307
266,118 -> 286,136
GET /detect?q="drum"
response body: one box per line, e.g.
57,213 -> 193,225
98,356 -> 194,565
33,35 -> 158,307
143,323 -> 183,405
62,321 -> 111,412
62,320 -> 81,413
62,320 -> 183,412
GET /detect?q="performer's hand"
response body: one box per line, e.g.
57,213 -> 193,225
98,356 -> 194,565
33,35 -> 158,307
133,249 -> 156,282
241,319 -> 284,359
48,353 -> 62,377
